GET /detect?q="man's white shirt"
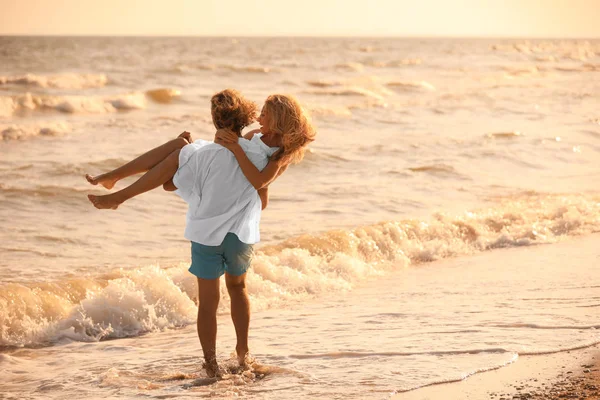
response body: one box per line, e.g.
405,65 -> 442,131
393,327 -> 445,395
172,134 -> 277,246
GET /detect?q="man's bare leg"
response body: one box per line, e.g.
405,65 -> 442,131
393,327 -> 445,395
85,136 -> 189,189
196,277 -> 221,377
225,272 -> 250,366
88,149 -> 179,209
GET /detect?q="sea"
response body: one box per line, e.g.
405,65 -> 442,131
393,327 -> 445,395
0,36 -> 599,399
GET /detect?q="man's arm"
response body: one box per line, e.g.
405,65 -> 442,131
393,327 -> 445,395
258,187 -> 269,210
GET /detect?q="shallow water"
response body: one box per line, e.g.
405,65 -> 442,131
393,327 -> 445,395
2,235 -> 598,399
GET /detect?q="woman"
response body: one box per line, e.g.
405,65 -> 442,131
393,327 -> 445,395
214,94 -> 316,191
86,93 -> 315,211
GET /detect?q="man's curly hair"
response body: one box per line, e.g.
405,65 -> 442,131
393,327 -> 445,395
211,89 -> 258,135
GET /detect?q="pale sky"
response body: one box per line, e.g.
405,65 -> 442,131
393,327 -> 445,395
1,0 -> 599,37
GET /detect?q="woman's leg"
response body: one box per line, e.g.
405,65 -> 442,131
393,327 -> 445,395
88,148 -> 180,209
86,137 -> 188,189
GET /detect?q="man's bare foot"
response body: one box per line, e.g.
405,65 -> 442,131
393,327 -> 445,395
203,358 -> 222,378
236,345 -> 252,367
87,194 -> 122,210
85,173 -> 117,190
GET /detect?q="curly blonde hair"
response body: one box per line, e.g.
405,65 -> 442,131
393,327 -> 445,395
262,94 -> 316,164
211,89 -> 258,135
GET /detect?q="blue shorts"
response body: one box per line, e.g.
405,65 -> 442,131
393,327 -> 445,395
189,233 -> 254,280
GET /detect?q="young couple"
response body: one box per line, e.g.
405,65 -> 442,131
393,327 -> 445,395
86,89 -> 315,377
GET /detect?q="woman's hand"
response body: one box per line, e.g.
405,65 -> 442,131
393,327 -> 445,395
214,137 -> 237,152
215,128 -> 239,144
215,128 -> 241,153
178,131 -> 192,143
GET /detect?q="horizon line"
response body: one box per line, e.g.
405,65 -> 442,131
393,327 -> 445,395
1,33 -> 599,40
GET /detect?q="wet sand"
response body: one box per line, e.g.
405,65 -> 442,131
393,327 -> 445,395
395,345 -> 600,399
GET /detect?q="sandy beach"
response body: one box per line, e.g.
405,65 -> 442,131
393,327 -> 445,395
396,346 -> 600,399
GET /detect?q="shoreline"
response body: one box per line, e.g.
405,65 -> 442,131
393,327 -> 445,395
394,345 -> 600,399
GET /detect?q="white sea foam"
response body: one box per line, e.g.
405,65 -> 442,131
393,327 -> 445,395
0,92 -> 150,116
1,192 -> 598,348
387,80 -> 436,92
0,97 -> 18,118
308,104 -> 353,118
335,62 -> 365,72
305,87 -> 387,101
0,88 -> 181,117
1,121 -> 71,141
365,58 -> 422,68
0,73 -> 108,89
145,88 -> 181,103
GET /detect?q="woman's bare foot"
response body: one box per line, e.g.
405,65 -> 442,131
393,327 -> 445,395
85,173 -> 117,190
87,194 -> 123,210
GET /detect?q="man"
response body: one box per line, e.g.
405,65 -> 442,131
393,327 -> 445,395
171,89 -> 278,378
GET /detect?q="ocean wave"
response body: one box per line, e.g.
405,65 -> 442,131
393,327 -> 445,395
491,323 -> 600,330
486,131 -> 523,139
289,348 -> 511,359
307,104 -> 353,118
503,65 -> 543,78
1,192 -> 599,348
224,65 -> 274,73
302,148 -> 354,164
553,63 -> 600,73
535,55 -> 557,62
0,267 -> 195,348
398,353 -> 520,393
518,339 -> 600,356
170,63 -> 216,73
386,80 -> 435,92
306,79 -> 342,88
583,63 -> 600,71
335,62 -> 364,72
145,88 -> 181,104
0,92 -> 144,116
0,89 -> 180,117
0,183 -> 91,203
407,164 -> 464,178
304,87 -> 387,101
1,121 -> 71,141
0,97 -> 18,118
491,41 -> 598,62
167,63 -> 273,74
365,58 -> 422,68
0,73 -> 108,89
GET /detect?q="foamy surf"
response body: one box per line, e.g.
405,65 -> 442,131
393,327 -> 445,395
1,121 -> 72,141
386,80 -> 436,92
1,192 -> 598,348
0,73 -> 108,89
0,88 -> 181,118
305,87 -> 388,101
145,88 -> 181,104
0,92 -> 145,116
